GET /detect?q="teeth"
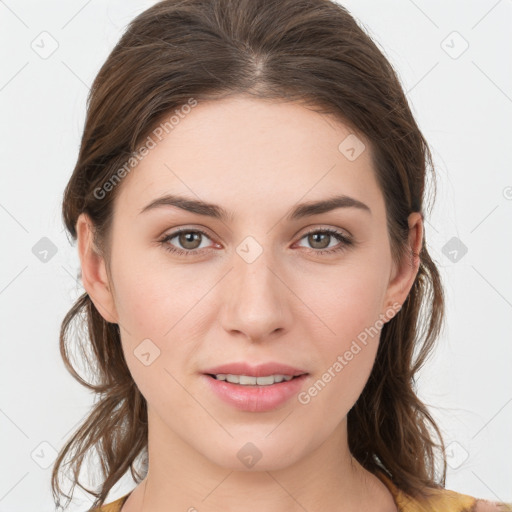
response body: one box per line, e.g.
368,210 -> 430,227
214,374 -> 295,386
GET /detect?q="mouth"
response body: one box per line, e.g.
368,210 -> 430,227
202,361 -> 308,380
207,372 -> 307,384
205,373 -> 307,386
200,361 -> 310,411
201,372 -> 310,412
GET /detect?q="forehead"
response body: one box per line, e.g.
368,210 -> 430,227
113,96 -> 384,221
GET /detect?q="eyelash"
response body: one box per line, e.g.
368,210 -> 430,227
158,227 -> 353,257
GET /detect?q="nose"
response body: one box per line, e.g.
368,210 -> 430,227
218,242 -> 293,343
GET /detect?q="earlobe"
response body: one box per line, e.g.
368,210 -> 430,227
76,213 -> 119,324
382,212 -> 423,315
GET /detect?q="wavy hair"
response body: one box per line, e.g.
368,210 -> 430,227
52,0 -> 447,509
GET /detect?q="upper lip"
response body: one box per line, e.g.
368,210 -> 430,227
203,362 -> 308,377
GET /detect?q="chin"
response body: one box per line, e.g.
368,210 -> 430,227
198,435 -> 307,472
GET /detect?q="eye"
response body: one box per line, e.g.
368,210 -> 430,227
159,228 -> 216,256
295,228 -> 353,255
158,227 -> 354,257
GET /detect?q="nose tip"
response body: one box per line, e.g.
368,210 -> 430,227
219,251 -> 290,342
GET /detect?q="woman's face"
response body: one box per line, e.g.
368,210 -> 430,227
78,95 -> 421,471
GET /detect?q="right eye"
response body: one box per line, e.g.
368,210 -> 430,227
159,228 -> 217,256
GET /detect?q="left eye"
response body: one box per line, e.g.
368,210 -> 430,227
296,229 -> 351,252
159,228 -> 352,256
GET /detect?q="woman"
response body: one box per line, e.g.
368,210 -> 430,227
51,0 -> 511,511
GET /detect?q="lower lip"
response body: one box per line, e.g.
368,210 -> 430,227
202,374 -> 309,412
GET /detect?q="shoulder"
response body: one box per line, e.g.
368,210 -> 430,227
374,470 -> 512,512
89,494 -> 128,512
401,488 -> 512,512
395,488 -> 512,512
404,487 -> 512,512
473,499 -> 512,511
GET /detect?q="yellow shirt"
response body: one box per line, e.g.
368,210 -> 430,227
94,470 -> 512,512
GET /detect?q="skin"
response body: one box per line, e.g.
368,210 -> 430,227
76,95 -> 422,512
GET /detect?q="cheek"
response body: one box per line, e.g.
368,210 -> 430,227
299,337 -> 378,432
297,259 -> 387,344
293,263 -> 385,412
110,253 -> 217,393
111,245 -> 209,337
112,271 -> 196,408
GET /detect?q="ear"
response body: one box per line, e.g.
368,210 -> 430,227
76,213 -> 119,324
382,212 -> 423,316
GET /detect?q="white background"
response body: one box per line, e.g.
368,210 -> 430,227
1,0 -> 511,510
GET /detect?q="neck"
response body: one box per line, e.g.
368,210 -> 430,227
124,411 -> 396,512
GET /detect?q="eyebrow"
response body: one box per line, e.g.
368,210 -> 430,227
138,193 -> 371,221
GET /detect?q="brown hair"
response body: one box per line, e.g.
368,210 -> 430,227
52,0 -> 448,509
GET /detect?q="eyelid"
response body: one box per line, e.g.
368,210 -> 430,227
297,224 -> 351,239
160,224 -> 216,241
160,226 -> 218,246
